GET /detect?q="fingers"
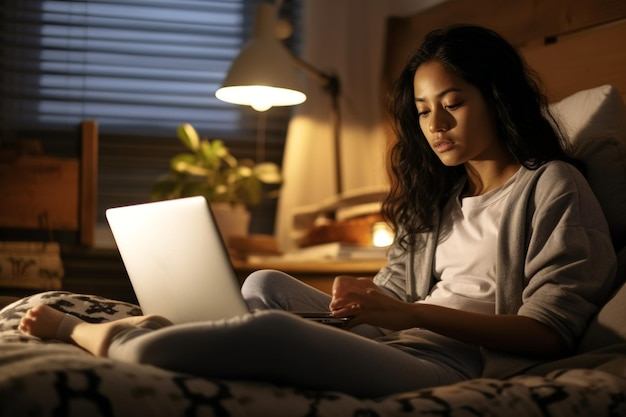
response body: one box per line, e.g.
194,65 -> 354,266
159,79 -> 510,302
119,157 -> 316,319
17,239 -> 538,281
333,304 -> 366,330
332,276 -> 376,294
330,275 -> 379,311
331,275 -> 355,296
330,302 -> 363,321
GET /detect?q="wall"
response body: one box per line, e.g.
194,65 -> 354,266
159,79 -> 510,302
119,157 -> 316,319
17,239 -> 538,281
275,0 -> 449,251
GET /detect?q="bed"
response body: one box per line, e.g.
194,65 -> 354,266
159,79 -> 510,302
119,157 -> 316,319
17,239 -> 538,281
2,0 -> 626,415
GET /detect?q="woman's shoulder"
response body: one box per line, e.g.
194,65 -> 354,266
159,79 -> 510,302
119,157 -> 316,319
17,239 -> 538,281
517,160 -> 587,189
514,160 -> 600,209
515,160 -> 606,220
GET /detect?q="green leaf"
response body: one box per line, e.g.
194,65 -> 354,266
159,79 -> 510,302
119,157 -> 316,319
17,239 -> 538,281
237,176 -> 263,206
237,166 -> 253,178
211,140 -> 228,157
170,153 -> 197,172
177,123 -> 200,151
154,123 -> 283,207
199,141 -> 219,168
254,162 -> 283,184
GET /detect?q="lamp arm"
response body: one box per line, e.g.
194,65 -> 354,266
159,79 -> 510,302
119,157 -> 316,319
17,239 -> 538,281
289,53 -> 340,100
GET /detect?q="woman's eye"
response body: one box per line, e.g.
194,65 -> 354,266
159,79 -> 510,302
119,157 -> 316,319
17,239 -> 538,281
445,102 -> 462,110
417,109 -> 430,117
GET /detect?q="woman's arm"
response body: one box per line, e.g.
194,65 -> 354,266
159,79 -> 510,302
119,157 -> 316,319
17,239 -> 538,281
406,302 -> 564,357
330,276 -> 565,358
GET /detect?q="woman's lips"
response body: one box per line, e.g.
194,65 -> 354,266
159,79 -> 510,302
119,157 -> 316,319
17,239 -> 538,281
433,140 -> 455,152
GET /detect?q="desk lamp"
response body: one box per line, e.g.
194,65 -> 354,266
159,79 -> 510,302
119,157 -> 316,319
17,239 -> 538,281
216,2 -> 343,194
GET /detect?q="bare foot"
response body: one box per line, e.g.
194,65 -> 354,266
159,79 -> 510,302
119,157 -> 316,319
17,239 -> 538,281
19,304 -> 67,340
19,304 -> 172,357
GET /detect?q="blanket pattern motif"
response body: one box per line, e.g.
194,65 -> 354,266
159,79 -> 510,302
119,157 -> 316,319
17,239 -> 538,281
1,291 -> 625,417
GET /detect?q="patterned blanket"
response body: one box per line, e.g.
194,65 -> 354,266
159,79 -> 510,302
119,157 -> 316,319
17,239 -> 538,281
1,291 -> 625,417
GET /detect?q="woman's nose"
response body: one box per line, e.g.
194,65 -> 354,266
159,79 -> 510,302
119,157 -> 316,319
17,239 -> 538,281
429,108 -> 450,133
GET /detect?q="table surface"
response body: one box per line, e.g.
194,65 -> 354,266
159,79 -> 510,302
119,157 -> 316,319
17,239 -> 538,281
232,258 -> 386,274
232,258 -> 387,294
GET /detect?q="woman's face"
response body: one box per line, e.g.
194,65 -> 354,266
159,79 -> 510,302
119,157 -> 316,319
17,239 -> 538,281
413,60 -> 504,167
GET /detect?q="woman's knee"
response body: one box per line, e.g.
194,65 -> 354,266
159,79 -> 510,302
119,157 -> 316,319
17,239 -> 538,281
241,269 -> 298,308
241,269 -> 290,294
242,269 -> 331,312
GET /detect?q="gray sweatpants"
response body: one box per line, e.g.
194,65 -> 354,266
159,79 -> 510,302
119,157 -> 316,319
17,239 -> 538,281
107,269 -> 482,398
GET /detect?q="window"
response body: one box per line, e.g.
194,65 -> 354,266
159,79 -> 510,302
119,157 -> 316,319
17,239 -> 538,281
1,0 -> 301,234
1,0 -> 300,137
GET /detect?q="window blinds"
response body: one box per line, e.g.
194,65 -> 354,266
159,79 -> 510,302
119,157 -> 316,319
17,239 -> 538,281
0,0 -> 299,140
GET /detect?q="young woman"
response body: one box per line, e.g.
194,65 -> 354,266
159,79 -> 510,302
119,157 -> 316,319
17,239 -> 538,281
20,25 -> 616,398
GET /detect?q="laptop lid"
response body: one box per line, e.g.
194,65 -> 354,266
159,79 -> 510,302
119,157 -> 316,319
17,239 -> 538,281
105,196 -> 249,324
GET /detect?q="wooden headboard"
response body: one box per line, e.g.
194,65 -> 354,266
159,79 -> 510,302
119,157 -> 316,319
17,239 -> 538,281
383,0 -> 626,103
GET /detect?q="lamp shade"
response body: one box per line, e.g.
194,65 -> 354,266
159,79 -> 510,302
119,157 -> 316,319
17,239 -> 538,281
216,4 -> 306,111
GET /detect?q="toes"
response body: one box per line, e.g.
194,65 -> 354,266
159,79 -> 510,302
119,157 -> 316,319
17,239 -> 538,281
18,305 -> 64,339
19,316 -> 32,334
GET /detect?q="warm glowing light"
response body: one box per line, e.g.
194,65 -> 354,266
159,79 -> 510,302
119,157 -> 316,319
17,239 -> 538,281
216,85 -> 306,112
372,222 -> 394,247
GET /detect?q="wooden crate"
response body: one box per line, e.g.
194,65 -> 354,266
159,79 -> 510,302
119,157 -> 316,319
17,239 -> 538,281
0,242 -> 63,290
0,120 -> 98,247
0,155 -> 79,231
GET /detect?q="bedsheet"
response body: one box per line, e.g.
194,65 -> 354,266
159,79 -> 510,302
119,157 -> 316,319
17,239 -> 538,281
1,291 -> 625,417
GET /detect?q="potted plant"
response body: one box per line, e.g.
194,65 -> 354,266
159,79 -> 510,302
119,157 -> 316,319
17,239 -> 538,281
151,123 -> 282,239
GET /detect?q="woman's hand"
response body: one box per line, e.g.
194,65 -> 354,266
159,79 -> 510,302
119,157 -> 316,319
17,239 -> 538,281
329,276 -> 565,357
329,276 -> 418,330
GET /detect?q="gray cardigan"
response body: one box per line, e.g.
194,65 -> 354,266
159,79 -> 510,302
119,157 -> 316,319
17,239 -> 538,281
373,161 -> 617,377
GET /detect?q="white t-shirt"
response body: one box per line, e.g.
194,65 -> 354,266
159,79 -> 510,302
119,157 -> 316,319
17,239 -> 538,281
420,171 -> 519,314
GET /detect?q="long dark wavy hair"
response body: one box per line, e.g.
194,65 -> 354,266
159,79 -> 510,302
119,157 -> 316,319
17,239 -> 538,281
383,25 -> 576,248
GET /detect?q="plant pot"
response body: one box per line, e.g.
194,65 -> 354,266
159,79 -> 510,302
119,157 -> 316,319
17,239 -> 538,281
210,203 -> 251,244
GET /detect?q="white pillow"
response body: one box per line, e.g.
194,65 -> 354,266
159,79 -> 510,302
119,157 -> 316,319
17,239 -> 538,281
549,85 -> 626,248
577,248 -> 626,352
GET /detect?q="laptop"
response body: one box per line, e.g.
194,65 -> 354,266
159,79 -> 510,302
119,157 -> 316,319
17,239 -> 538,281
105,196 -> 349,326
